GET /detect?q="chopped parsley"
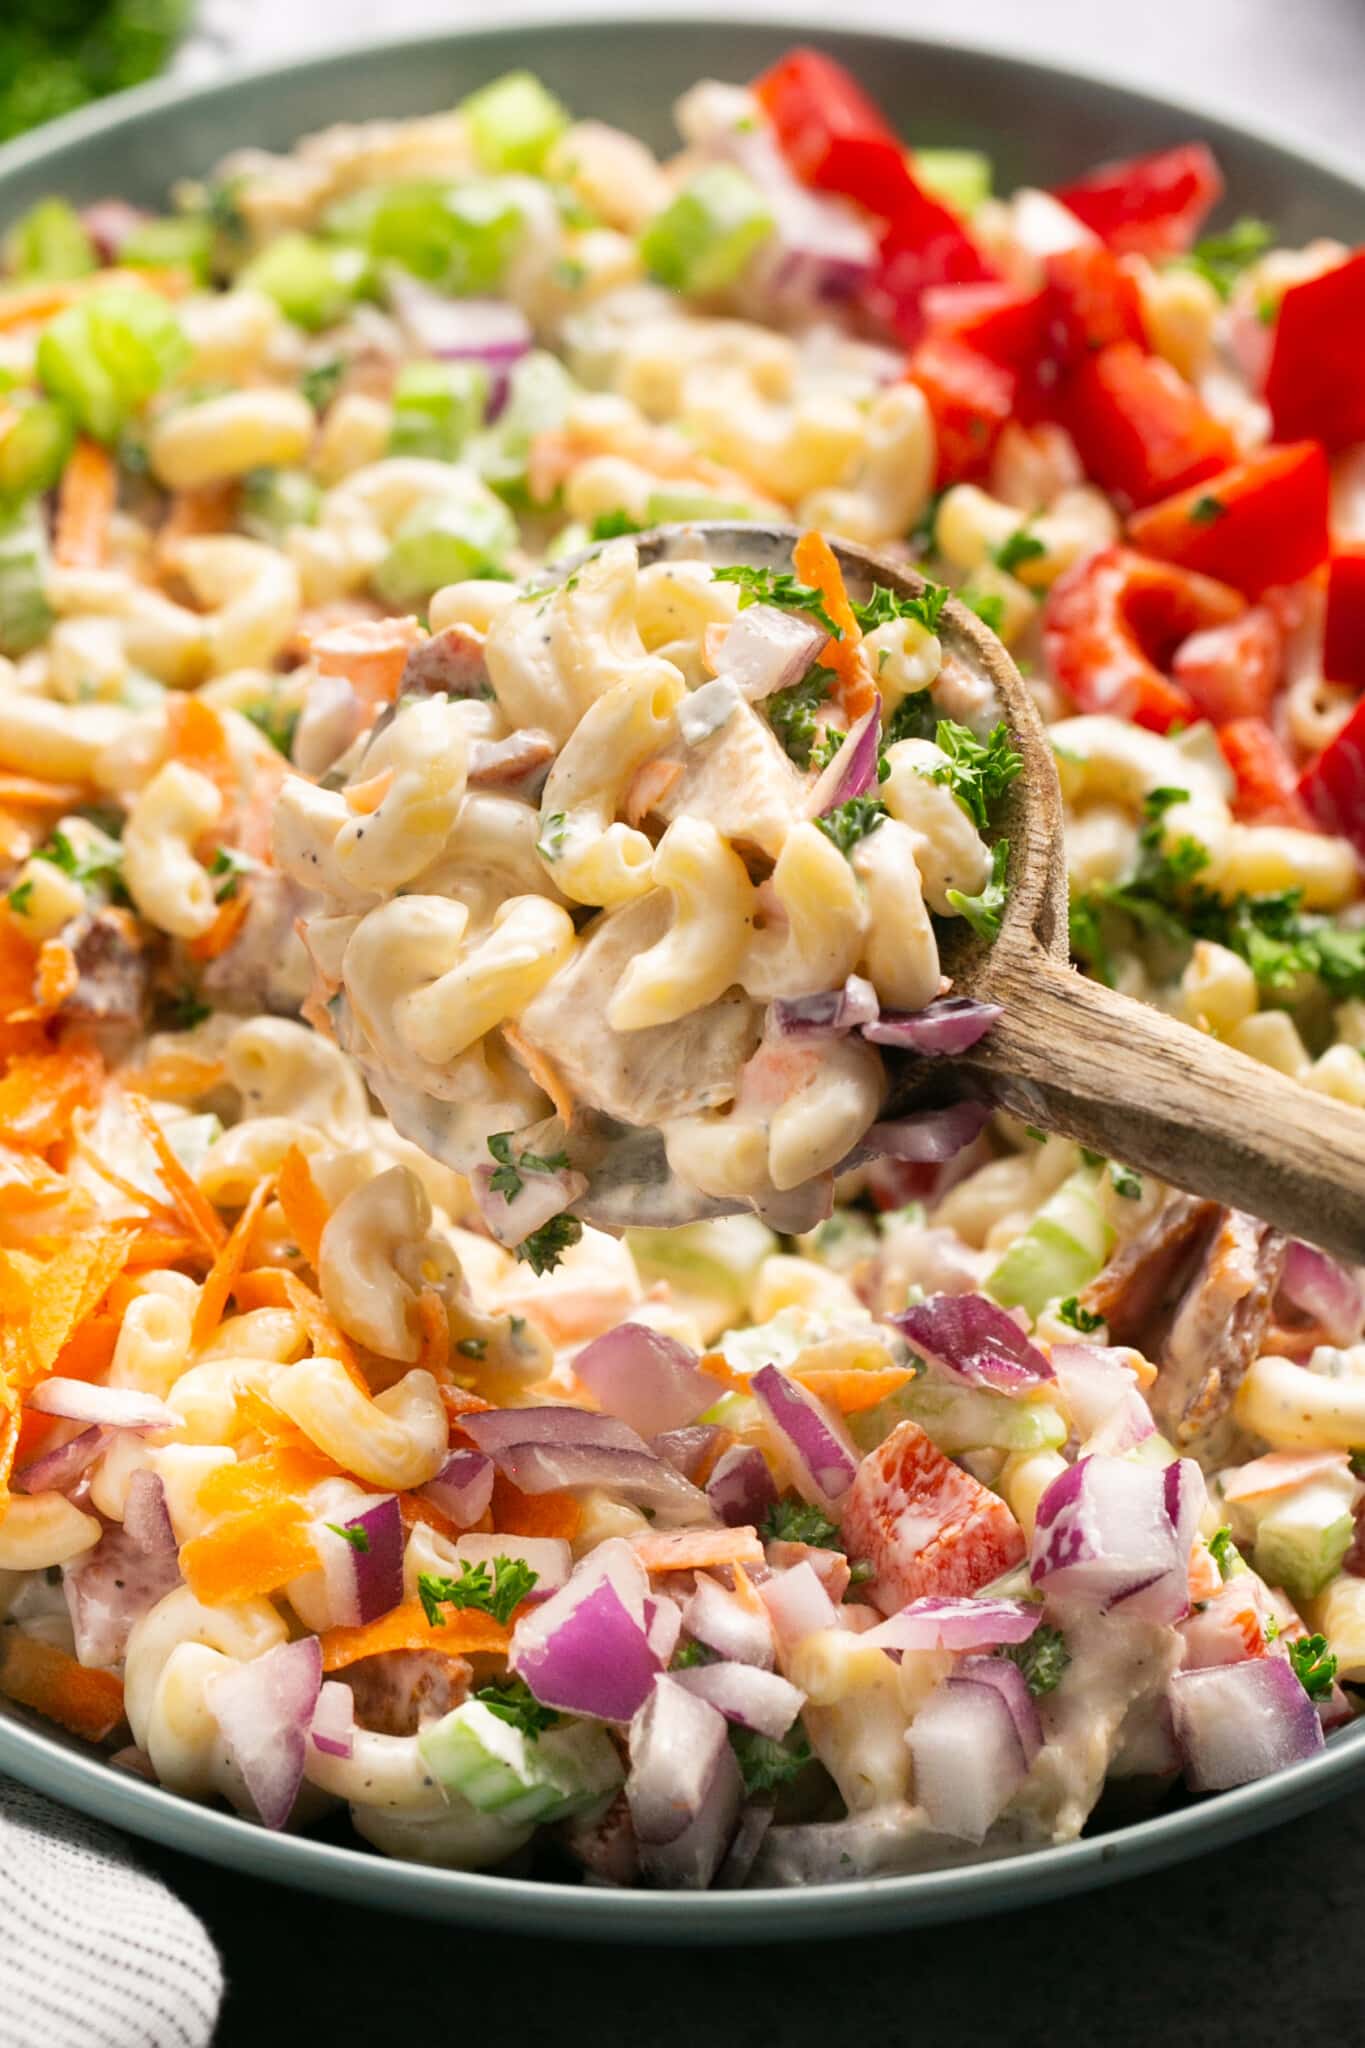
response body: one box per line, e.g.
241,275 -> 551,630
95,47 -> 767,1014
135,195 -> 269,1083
515,1214 -> 583,1276
670,1638 -> 713,1670
209,845 -> 255,902
815,796 -> 888,857
325,1522 -> 371,1553
992,527 -> 1046,576
456,1337 -> 487,1359
767,666 -> 834,769
1287,1631 -> 1338,1702
884,689 -> 939,746
960,588 -> 1005,634
300,356 -> 346,413
6,879 -> 33,915
761,1497 -> 841,1549
729,1722 -> 813,1795
418,1555 -> 539,1628
588,508 -> 643,541
1111,1164 -> 1143,1200
1189,494 -> 1226,525
30,826 -> 127,903
536,812 -> 568,862
486,1130 -> 570,1203
473,1676 -> 561,1739
162,987 -> 212,1032
946,837 -> 1011,941
925,719 -> 1022,831
1208,1526 -> 1239,1581
1350,1450 -> 1365,1481
1058,1296 -> 1104,1333
999,1622 -> 1070,1696
712,564 -> 840,640
852,579 -> 950,637
845,1558 -> 875,1591
244,699 -> 299,758
1178,217 -> 1274,300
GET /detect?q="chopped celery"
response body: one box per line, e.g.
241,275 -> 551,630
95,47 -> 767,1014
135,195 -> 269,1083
372,479 -> 517,605
4,198 -> 95,281
471,350 -> 575,505
328,179 -> 524,294
640,166 -> 773,295
0,399 -> 74,503
913,149 -> 993,215
626,1215 -> 777,1343
37,288 -> 188,442
985,1170 -> 1115,1319
1251,1478 -> 1355,1604
645,487 -> 756,523
240,233 -> 365,332
240,468 -> 321,546
119,215 -> 216,286
417,1700 -> 621,1825
389,359 -> 489,460
462,71 -> 570,174
0,508 -> 54,657
849,1378 -> 1068,1457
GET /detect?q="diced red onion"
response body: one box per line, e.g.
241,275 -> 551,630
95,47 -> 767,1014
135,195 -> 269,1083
310,1680 -> 356,1760
893,1293 -> 1053,1393
463,1406 -> 713,1526
470,1161 -> 587,1250
750,1365 -> 857,1511
861,1595 -> 1043,1653
907,1658 -> 1041,1843
725,122 -> 878,308
807,699 -> 881,817
628,1674 -> 743,1887
759,1560 -> 839,1648
651,1424 -> 725,1481
713,604 -> 828,701
1050,1345 -> 1139,1436
645,1595 -> 683,1667
13,1424 -> 111,1496
859,1100 -> 992,1164
1168,1656 -> 1324,1792
770,976 -> 879,1042
1030,1454 -> 1198,1625
454,1530 -> 570,1598
419,1449 -> 494,1527
512,1543 -> 660,1723
1085,1389 -> 1157,1456
765,1539 -> 851,1603
386,273 -> 532,386
207,1636 -> 323,1831
862,996 -> 1003,1057
1279,1240 -> 1364,1346
956,1654 -> 1044,1759
27,1380 -> 179,1431
122,1467 -> 177,1554
574,1322 -> 714,1438
714,1802 -> 773,1889
707,1445 -> 778,1529
1164,1456 -> 1207,1559
673,1661 -> 805,1739
341,1496 -> 404,1627
63,1471 -> 181,1667
683,1574 -> 776,1670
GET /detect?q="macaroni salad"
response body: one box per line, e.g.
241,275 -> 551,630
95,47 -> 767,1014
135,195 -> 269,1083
0,47 -> 1364,1889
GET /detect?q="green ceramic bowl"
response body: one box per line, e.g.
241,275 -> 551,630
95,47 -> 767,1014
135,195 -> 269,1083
0,12 -> 1362,1941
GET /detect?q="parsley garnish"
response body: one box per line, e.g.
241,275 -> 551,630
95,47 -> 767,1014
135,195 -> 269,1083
845,1558 -> 875,1591
884,690 -> 939,746
6,879 -> 33,915
326,1522 -> 371,1553
761,1497 -> 841,1549
961,588 -> 1005,634
926,719 -> 1022,831
670,1638 -> 713,1670
515,1214 -> 583,1276
245,700 -> 299,758
473,1675 -> 561,1738
1111,1164 -> 1143,1200
1208,1526 -> 1239,1580
1287,1631 -> 1338,1701
301,357 -> 346,413
1350,1451 -> 1365,1481
418,1555 -> 539,1627
164,987 -> 212,1032
209,846 -> 255,902
1058,1296 -> 1103,1333
589,508 -> 642,541
946,837 -> 1011,940
1189,494 -> 1226,525
456,1337 -> 487,1359
713,564 -> 839,640
1178,217 -> 1273,300
852,580 -> 950,637
999,1622 -> 1070,1696
536,812 -> 567,862
486,1130 -> 569,1202
815,796 -> 888,857
766,667 -> 834,769
729,1723 -> 813,1794
992,527 -> 1046,576
32,826 -> 127,903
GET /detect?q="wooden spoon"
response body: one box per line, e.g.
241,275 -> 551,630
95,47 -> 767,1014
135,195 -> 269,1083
623,522 -> 1365,1263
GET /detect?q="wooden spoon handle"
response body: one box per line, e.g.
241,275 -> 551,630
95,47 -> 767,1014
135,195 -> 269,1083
955,952 -> 1365,1263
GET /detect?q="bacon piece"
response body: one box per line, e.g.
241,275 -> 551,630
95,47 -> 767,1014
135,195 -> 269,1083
399,623 -> 492,700
1153,1209 -> 1285,1460
339,1648 -> 472,1736
466,729 -> 556,790
839,1419 -> 1025,1617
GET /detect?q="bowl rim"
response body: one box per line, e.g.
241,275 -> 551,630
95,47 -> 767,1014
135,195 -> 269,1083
2,8 -> 1364,1938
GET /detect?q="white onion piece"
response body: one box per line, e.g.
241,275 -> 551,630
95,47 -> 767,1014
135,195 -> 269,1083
750,1365 -> 857,1512
27,1379 -> 179,1430
672,1662 -> 805,1739
310,1680 -> 356,1761
386,273 -> 533,374
454,1531 -> 572,1598
759,1561 -> 839,1648
713,604 -> 828,701
471,1160 -> 588,1249
645,1595 -> 683,1667
628,1675 -> 742,1888
860,1596 -> 1042,1654
907,1661 -> 1040,1843
420,1450 -> 494,1527
1168,1656 -> 1324,1791
683,1574 -> 776,1670
206,1636 -> 323,1830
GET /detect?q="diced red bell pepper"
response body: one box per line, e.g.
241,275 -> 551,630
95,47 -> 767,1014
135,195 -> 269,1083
1052,142 -> 1224,258
919,281 -> 1049,368
1043,243 -> 1147,363
1218,718 -> 1315,827
1125,441 -> 1331,598
1043,544 -> 1245,731
1299,694 -> 1365,853
1266,250 -> 1365,452
753,47 -> 911,214
1060,341 -> 1237,509
907,333 -> 1016,485
838,1419 -> 1026,1613
1171,606 -> 1283,725
1323,544 -> 1365,691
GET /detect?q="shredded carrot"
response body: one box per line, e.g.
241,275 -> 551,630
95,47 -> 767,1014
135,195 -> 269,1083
729,1561 -> 767,1616
632,1525 -> 765,1572
32,941 -> 78,1017
53,438 -> 117,570
320,1598 -> 509,1672
441,1384 -> 492,1426
309,616 -> 422,711
278,1146 -> 329,1272
121,1051 -> 225,1102
126,1092 -> 227,1253
500,1022 -> 575,1129
624,757 -> 684,829
191,1174 -> 275,1348
277,1272 -> 368,1390
164,697 -> 236,811
51,1314 -> 119,1385
698,1349 -> 750,1394
0,1045 -> 102,1150
0,912 -> 38,1024
199,1445 -> 339,1521
792,528 -> 876,719
415,1287 -> 450,1378
188,890 -> 250,964
0,775 -> 84,812
156,483 -> 238,563
4,1226 -> 133,1390
230,1267 -> 291,1312
0,1393 -> 18,1501
344,766 -> 394,816
489,1472 -> 583,1542
1222,1449 -> 1351,1503
180,1498 -> 318,1606
0,1631 -> 125,1741
789,1365 -> 916,1414
396,1489 -> 466,1545
1188,1538 -> 1224,1604
125,1226 -> 208,1269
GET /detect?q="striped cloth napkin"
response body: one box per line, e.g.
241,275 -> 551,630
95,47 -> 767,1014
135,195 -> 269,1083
0,1779 -> 222,2048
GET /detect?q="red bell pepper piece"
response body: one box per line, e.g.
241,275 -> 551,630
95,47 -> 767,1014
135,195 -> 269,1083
1060,341 -> 1237,509
919,282 -> 1048,368
1218,718 -> 1315,827
1052,143 -> 1223,258
1299,694 -> 1365,852
906,334 -> 1016,485
1170,606 -> 1283,725
1323,545 -> 1365,691
1266,250 -> 1365,452
1043,545 -> 1244,731
1043,243 -> 1147,363
1125,441 -> 1331,598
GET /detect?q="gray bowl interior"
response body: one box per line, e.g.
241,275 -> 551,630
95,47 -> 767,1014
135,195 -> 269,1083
0,11 -> 1362,1939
